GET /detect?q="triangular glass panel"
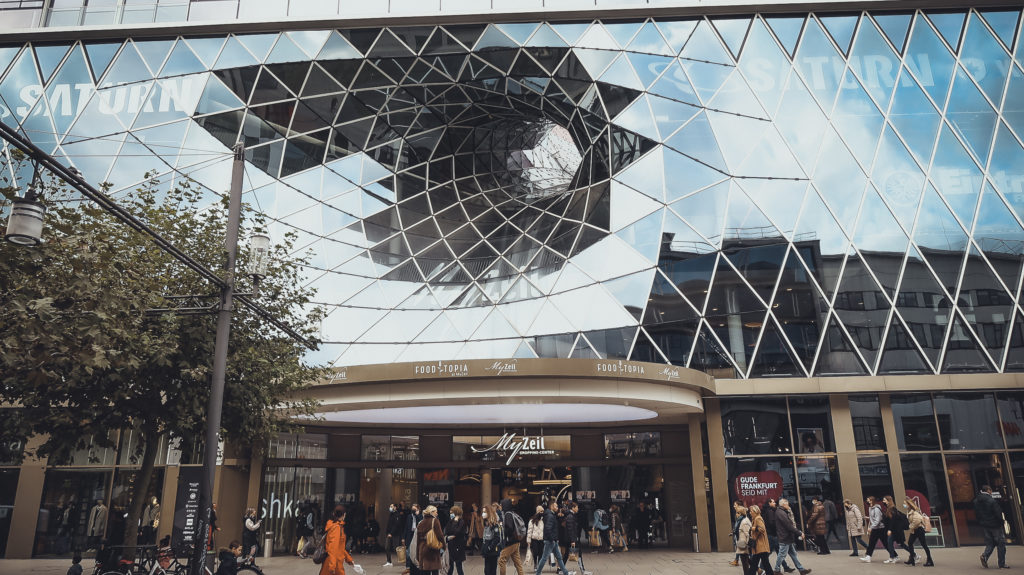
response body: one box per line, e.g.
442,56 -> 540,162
961,12 -> 1012,104
680,60 -> 732,104
959,245 -> 1015,357
212,65 -> 259,103
100,42 -> 152,87
83,41 -> 121,81
749,315 -> 805,377
991,123 -> 1024,215
681,20 -> 733,65
655,20 -> 698,55
710,16 -> 752,60
707,255 -> 768,314
914,184 -> 968,295
811,129 -> 867,233
873,12 -> 912,53
287,30 -> 331,58
609,180 -> 663,231
45,45 -> 91,135
649,60 -> 701,107
33,44 -> 70,83
1004,311 -> 1024,371
627,21 -> 675,56
134,39 -> 174,75
817,13 -> 859,55
831,70 -> 884,168
585,328 -> 638,360
249,68 -> 294,104
906,15 -> 956,107
0,46 -> 21,78
569,334 -> 600,360
774,245 -> 826,367
161,40 -> 206,76
265,62 -> 309,95
672,180 -> 729,245
318,31 -> 361,59
708,70 -> 769,119
624,52 -> 674,89
794,18 -> 843,112
738,19 -> 790,117
853,186 -> 909,296
513,340 -> 539,359
496,23 -> 539,45
647,94 -> 700,140
646,268 -> 699,325
722,182 -> 779,241
525,23 -> 568,49
764,15 -> 805,57
723,242 -> 788,306
974,184 -> 1024,295
833,254 -> 891,370
872,126 -> 925,231
1,49 -> 41,123
738,179 -> 807,237
932,124 -> 983,226
897,246 -> 951,367
691,321 -> 739,375
629,327 -> 671,364
774,74 -> 828,173
888,67 -> 941,166
265,34 -> 308,64
709,309 -> 765,375
1004,67 -> 1024,140
925,11 -> 966,51
947,66 -> 997,162
815,313 -> 870,375
848,19 -> 899,109
368,29 -> 416,58
665,111 -> 728,171
474,25 -> 518,51
572,48 -> 616,78
942,310 -> 995,372
878,315 -> 933,374
662,147 -> 725,203
979,9 -> 1020,50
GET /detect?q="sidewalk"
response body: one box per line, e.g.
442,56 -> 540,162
0,547 -> 1009,574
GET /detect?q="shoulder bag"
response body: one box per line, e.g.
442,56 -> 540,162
426,518 -> 445,550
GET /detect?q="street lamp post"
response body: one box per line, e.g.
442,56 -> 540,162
189,142 -> 244,575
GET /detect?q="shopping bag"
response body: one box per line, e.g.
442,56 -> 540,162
589,529 -> 600,547
396,545 -> 407,563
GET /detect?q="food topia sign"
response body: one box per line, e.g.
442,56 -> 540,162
470,433 -> 556,465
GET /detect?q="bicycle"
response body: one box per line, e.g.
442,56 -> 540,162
174,544 -> 265,575
94,544 -> 181,575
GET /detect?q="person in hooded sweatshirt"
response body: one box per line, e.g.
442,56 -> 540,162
215,541 -> 242,575
321,505 -> 355,575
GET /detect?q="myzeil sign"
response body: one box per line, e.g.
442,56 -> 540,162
470,433 -> 556,465
0,77 -> 202,121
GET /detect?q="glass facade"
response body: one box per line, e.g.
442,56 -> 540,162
2,8 -> 1024,375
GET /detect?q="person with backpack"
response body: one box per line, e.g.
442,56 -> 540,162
903,498 -> 933,567
882,495 -> 909,564
975,485 -> 1010,569
591,506 -> 610,553
482,503 -> 502,575
498,499 -> 526,575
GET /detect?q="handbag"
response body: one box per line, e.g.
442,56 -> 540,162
588,529 -> 600,547
427,518 -> 444,550
396,545 -> 407,563
312,533 -> 327,565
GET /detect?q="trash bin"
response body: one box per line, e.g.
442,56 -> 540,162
264,532 -> 273,559
692,525 -> 699,553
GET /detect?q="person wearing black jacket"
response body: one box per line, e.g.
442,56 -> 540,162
534,501 -> 568,575
563,502 -> 589,575
445,506 -> 469,575
773,499 -> 811,575
215,541 -> 242,575
975,485 -> 1010,569
764,500 -> 793,573
882,496 -> 909,564
384,503 -> 404,567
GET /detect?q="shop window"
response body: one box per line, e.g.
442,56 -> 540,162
362,435 -> 419,461
721,398 -> 791,455
34,469 -> 112,557
165,435 -> 203,466
996,392 -> 1024,448
933,393 -> 1003,450
0,469 -> 18,556
891,394 -> 940,451
109,468 -> 165,545
604,432 -> 661,458
50,432 -> 119,466
795,456 -> 845,545
726,456 -> 799,519
849,394 -> 886,450
0,436 -> 25,466
945,453 -> 1019,545
900,453 -> 952,547
117,428 -> 169,465
259,466 -> 327,554
857,454 -> 893,502
789,396 -> 833,453
267,432 -> 327,460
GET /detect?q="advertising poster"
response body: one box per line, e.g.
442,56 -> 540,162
172,467 -> 203,550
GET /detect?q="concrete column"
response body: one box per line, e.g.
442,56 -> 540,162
158,465 -> 179,542
688,417 -> 712,553
705,398 -> 732,551
481,468 -> 493,508
377,469 -> 394,528
6,436 -> 48,559
830,394 -> 864,507
246,454 -> 264,511
878,394 -> 906,504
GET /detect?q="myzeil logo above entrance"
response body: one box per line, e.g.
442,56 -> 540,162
470,433 -> 555,465
485,359 -> 518,375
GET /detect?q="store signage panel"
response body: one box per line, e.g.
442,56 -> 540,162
467,433 -> 570,465
733,471 -> 783,506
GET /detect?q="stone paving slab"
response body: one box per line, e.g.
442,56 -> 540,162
0,548 -> 1011,575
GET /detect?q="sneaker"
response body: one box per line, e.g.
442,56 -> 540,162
998,566 -> 1011,570
383,563 -> 393,567
850,552 -> 859,557
915,554 -> 922,562
883,558 -> 898,564
981,555 -> 989,569
861,556 -> 872,563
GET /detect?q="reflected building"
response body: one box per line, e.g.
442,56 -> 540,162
2,0 -> 1024,558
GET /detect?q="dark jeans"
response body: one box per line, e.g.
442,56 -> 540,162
813,534 -> 830,554
447,560 -> 465,575
982,526 -> 1007,567
864,528 -> 886,557
886,533 -> 906,559
850,534 -> 867,554
385,534 -> 393,563
826,520 -> 840,541
749,552 -> 772,574
484,555 -> 498,575
906,527 -> 931,564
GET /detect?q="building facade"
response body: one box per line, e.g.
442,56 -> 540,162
2,0 -> 1024,558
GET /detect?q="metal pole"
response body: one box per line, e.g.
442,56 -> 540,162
190,142 -> 245,575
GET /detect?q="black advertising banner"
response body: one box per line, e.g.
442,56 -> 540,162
172,467 -> 203,550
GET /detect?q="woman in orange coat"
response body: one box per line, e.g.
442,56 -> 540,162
321,505 -> 355,575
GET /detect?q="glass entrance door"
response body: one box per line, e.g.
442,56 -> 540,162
946,453 -> 1019,545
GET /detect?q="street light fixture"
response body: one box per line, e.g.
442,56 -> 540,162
4,182 -> 46,246
247,232 -> 271,279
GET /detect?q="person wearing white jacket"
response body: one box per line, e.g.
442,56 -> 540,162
526,506 -> 545,570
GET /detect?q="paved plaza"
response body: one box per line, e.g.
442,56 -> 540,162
0,548 -> 1011,575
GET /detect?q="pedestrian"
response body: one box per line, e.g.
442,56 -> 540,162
730,501 -> 744,566
296,500 -> 313,556
824,498 -> 840,543
882,495 -> 909,564
975,485 -> 1010,569
764,499 -> 793,573
534,500 -> 569,575
748,506 -> 772,575
497,499 -> 526,575
609,505 -> 626,552
735,506 -> 752,575
482,503 -> 501,575
859,496 -> 886,563
385,502 -> 404,567
242,507 -> 262,561
591,506 -> 610,553
527,506 -> 545,569
66,554 -> 83,575
563,502 -> 590,575
405,503 -> 423,575
321,506 -> 355,575
631,501 -> 652,549
773,498 -> 811,575
843,499 -> 867,557
444,506 -> 468,575
216,541 -> 242,575
468,503 -> 484,555
416,505 -> 445,575
806,499 -> 829,554
903,498 -> 933,567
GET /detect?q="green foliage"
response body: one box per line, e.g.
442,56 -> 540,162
0,157 -> 326,547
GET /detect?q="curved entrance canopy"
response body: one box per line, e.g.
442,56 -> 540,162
303,357 -> 714,427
